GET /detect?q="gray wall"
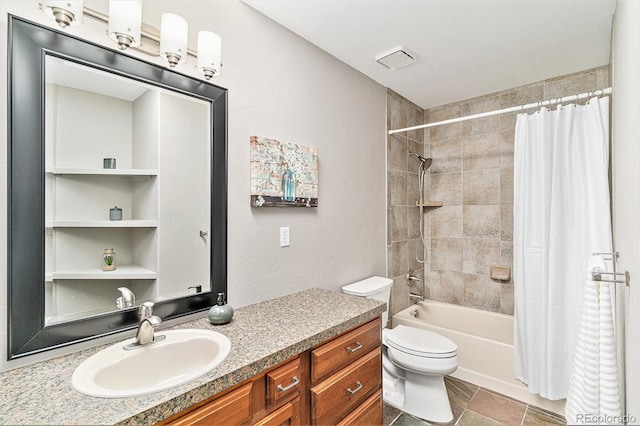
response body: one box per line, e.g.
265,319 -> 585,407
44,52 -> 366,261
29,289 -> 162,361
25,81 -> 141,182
0,0 -> 387,370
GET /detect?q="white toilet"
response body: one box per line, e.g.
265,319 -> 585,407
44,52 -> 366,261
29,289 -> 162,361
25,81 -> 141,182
342,276 -> 459,423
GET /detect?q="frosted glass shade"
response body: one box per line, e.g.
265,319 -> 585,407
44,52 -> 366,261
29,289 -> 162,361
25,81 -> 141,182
42,0 -> 84,28
107,0 -> 142,49
197,31 -> 222,79
160,13 -> 188,67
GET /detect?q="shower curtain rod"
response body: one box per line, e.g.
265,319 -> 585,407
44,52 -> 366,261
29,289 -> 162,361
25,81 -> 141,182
388,87 -> 613,135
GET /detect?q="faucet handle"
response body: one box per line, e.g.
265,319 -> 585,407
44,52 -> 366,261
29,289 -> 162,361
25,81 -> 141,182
138,302 -> 155,320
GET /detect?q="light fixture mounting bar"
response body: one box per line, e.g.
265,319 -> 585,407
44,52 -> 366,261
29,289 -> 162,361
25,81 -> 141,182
83,6 -> 197,58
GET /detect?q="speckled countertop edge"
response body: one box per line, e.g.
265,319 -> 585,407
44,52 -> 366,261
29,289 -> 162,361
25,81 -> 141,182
0,288 -> 385,426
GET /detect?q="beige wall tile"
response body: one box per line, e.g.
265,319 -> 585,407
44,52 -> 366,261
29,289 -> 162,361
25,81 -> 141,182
389,206 -> 408,243
431,139 -> 462,174
499,128 -> 515,168
463,169 -> 501,205
431,205 -> 463,238
430,122 -> 462,144
464,274 -> 501,312
501,282 -> 514,315
501,204 -> 513,241
463,205 -> 501,239
463,133 -> 501,171
388,170 -> 407,207
388,240 -> 409,279
544,71 -> 597,100
431,172 -> 463,205
427,270 -> 465,305
389,275 -> 410,319
499,83 -> 544,109
431,238 -> 463,271
501,241 -> 513,265
463,239 -> 501,275
500,167 -> 514,204
389,93 -> 407,131
388,134 -> 407,171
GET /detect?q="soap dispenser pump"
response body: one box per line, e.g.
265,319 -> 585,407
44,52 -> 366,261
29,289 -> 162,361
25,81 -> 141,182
208,292 -> 234,325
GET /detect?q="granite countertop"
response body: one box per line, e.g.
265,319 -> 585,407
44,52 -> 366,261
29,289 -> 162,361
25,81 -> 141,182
0,288 -> 385,425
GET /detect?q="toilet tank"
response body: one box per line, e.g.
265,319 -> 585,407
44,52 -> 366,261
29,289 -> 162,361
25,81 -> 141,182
342,276 -> 393,326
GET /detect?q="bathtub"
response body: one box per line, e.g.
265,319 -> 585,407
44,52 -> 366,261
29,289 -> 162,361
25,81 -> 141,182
392,300 -> 565,415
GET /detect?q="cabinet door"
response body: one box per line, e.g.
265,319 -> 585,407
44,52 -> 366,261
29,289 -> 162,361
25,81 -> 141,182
168,382 -> 252,426
253,398 -> 300,426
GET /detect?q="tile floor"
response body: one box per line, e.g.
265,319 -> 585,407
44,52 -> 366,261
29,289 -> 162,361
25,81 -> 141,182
383,376 -> 566,425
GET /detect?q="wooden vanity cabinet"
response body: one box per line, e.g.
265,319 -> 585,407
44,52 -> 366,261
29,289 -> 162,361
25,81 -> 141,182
162,317 -> 382,426
309,318 -> 382,425
162,356 -> 303,426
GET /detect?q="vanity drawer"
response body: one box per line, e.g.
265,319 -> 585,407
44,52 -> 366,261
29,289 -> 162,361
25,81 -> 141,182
266,358 -> 301,407
310,347 -> 381,425
336,389 -> 382,426
169,382 -> 252,426
311,318 -> 381,382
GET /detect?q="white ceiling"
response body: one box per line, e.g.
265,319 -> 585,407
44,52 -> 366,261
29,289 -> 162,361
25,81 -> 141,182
242,0 -> 617,109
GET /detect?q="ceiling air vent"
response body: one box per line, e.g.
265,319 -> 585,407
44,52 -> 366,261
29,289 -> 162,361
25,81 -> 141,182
375,47 -> 417,70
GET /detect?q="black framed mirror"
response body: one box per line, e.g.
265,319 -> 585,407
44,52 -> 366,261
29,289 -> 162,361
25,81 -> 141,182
7,16 -> 227,359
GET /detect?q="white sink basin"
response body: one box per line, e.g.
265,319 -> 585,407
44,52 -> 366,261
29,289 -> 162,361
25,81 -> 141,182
71,329 -> 231,398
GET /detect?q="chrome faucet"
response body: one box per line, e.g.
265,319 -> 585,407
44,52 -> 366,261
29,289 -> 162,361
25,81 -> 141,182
124,302 -> 165,350
116,287 -> 136,309
407,270 -> 424,302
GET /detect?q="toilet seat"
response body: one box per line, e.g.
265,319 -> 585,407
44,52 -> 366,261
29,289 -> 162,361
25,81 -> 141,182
385,325 -> 457,358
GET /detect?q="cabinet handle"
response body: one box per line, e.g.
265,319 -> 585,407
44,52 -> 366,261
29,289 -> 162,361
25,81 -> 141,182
276,376 -> 299,392
346,381 -> 363,395
345,342 -> 363,353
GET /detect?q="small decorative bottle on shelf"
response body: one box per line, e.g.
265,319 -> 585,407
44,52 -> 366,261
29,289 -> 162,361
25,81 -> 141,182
109,206 -> 122,221
102,248 -> 116,271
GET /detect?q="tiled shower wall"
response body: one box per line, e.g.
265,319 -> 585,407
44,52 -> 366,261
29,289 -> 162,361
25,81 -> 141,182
387,66 -> 610,318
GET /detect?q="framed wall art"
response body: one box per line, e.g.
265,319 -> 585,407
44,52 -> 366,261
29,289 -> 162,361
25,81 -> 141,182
250,136 -> 318,207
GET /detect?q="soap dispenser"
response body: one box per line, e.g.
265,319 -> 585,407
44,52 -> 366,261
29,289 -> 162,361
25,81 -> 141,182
208,292 -> 234,325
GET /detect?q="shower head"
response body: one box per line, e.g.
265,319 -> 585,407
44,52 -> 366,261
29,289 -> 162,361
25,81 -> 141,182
409,152 -> 433,170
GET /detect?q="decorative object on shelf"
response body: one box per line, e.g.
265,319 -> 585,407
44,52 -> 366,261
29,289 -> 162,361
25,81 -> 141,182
103,158 -> 116,169
109,206 -> 122,221
250,135 -> 318,208
102,248 -> 116,271
208,292 -> 234,325
38,1 -> 222,78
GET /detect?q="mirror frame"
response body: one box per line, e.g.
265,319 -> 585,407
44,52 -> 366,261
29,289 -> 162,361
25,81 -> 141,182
7,16 -> 228,359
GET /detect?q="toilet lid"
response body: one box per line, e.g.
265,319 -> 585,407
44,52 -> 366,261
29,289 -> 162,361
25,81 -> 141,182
385,325 -> 457,358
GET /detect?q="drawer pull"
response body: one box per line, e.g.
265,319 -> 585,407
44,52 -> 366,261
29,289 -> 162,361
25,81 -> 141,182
346,381 -> 363,395
345,342 -> 363,353
276,376 -> 299,392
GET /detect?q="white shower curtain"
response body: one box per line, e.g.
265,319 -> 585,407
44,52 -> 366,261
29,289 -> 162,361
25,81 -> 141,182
513,96 -> 613,400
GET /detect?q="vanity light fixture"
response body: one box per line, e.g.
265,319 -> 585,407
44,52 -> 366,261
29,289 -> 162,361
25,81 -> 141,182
107,0 -> 142,50
39,1 -> 222,77
160,13 -> 188,68
197,31 -> 222,79
40,0 -> 84,28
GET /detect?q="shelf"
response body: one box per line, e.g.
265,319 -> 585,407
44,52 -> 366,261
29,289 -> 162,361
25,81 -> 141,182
49,264 -> 157,280
47,220 -> 158,228
46,167 -> 158,176
415,201 -> 443,207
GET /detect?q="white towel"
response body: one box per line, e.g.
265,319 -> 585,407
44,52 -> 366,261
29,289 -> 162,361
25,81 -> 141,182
565,256 -> 622,424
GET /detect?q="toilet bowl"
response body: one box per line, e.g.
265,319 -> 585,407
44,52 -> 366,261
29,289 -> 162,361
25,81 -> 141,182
342,277 -> 459,423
